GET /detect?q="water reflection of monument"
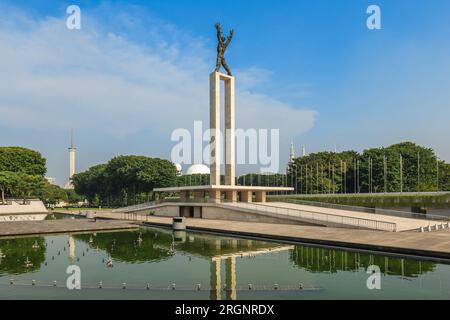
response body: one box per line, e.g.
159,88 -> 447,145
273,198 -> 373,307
69,235 -> 76,262
208,244 -> 294,300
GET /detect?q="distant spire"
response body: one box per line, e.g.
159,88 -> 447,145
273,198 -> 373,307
70,129 -> 75,150
301,144 -> 306,157
289,140 -> 296,163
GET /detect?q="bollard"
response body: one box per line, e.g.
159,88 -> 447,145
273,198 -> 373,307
420,227 -> 424,233
428,225 -> 432,232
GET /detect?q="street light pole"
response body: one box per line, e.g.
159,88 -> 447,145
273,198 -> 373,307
357,159 -> 360,193
316,162 -> 319,194
400,154 -> 403,193
300,165 -> 303,194
383,154 -> 387,194
417,151 -> 420,192
437,158 -> 440,192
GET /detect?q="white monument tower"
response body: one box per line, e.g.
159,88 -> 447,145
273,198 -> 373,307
65,130 -> 76,189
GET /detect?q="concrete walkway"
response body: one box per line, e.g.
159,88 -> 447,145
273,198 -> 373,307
0,219 -> 138,237
261,202 -> 444,231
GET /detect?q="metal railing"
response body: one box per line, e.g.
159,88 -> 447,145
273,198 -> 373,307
222,202 -> 397,232
112,201 -> 162,213
276,199 -> 450,222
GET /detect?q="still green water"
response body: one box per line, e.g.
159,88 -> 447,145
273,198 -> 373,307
0,226 -> 449,300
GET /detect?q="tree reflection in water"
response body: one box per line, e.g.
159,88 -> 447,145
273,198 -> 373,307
290,246 -> 436,278
0,237 -> 46,275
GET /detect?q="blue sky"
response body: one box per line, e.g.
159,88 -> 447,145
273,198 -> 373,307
1,0 -> 450,185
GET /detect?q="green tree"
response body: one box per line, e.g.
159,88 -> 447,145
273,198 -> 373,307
388,142 -> 437,192
438,161 -> 450,192
0,171 -> 19,203
290,141 -> 443,194
15,173 -> 46,204
36,183 -> 69,205
73,156 -> 178,206
65,189 -> 83,205
0,147 -> 46,176
72,164 -> 108,204
293,151 -> 358,194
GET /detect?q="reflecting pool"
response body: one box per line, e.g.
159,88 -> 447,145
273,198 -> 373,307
0,227 -> 449,300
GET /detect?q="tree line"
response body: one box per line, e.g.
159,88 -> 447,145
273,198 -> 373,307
288,142 -> 450,194
72,156 -> 178,207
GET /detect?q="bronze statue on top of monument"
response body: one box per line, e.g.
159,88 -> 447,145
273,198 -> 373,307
215,23 -> 234,76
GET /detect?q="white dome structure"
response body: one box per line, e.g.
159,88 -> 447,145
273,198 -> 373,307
186,164 -> 210,175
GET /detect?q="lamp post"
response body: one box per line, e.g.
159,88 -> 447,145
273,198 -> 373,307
332,164 -> 335,194
305,165 -> 308,195
300,165 -> 303,194
400,154 -> 403,193
417,151 -> 420,193
328,162 -> 331,194
344,161 -> 347,194
316,162 -> 319,194
437,158 -> 440,192
384,155 -> 387,194
357,158 -> 360,193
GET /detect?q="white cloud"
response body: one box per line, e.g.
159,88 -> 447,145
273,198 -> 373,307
0,7 -> 316,181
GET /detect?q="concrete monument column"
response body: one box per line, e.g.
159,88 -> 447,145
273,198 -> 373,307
180,191 -> 189,202
210,72 -> 236,187
209,190 -> 221,203
240,191 -> 253,203
193,191 -> 205,202
224,75 -> 235,186
224,191 -> 237,202
210,73 -> 221,186
255,191 -> 267,203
